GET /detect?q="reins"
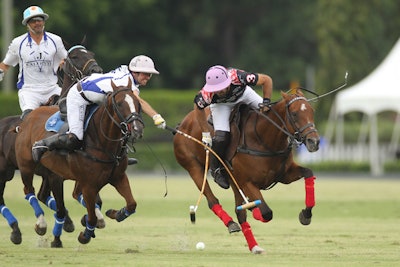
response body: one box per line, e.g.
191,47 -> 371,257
238,95 -> 316,157
80,89 -> 143,165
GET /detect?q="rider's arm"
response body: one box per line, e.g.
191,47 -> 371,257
0,62 -> 10,72
133,90 -> 158,117
256,73 -> 273,100
132,90 -> 166,128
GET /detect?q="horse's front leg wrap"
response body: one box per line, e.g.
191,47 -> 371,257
83,223 -> 96,240
116,207 -> 135,222
25,193 -> 44,218
46,196 -> 57,211
0,205 -> 18,226
77,194 -> 101,209
52,213 -> 65,237
305,176 -> 316,208
211,204 -> 233,226
241,222 -> 258,251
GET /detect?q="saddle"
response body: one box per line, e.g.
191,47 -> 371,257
207,104 -> 252,163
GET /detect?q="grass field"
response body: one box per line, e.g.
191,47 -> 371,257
0,173 -> 399,267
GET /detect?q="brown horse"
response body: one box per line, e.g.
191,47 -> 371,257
0,43 -> 102,245
15,82 -> 144,245
172,89 -> 320,254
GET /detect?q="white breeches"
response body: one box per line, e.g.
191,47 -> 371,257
18,85 -> 61,112
210,87 -> 262,132
66,84 -> 106,140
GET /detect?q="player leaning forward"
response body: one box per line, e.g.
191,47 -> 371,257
32,55 -> 166,162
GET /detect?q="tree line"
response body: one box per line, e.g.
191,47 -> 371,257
2,0 -> 400,120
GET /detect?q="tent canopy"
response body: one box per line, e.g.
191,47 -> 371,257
326,37 -> 400,176
335,38 -> 400,116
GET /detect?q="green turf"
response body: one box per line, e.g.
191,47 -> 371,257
0,173 -> 399,267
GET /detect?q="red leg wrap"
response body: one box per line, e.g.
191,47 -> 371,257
252,207 -> 269,222
305,176 -> 316,207
211,204 -> 233,226
241,221 -> 258,251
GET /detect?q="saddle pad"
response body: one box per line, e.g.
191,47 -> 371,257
44,104 -> 100,133
45,111 -> 65,132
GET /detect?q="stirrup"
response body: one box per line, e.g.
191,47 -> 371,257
32,142 -> 48,163
211,167 -> 230,189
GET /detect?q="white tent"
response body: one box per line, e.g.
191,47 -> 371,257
325,38 -> 400,175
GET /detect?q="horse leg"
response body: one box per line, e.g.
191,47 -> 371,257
21,173 -> 47,236
299,170 -> 316,226
73,182 -> 105,229
282,166 -> 316,225
37,176 -> 75,233
77,185 -> 98,244
187,165 -> 240,233
232,184 -> 266,254
0,180 -> 22,245
105,174 -> 136,222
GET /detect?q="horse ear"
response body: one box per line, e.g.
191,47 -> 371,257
127,79 -> 132,88
81,35 -> 87,46
63,39 -> 71,51
281,91 -> 288,98
110,80 -> 117,90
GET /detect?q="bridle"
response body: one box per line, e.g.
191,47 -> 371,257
64,45 -> 101,83
237,94 -> 318,158
100,88 -> 144,143
284,96 -> 318,145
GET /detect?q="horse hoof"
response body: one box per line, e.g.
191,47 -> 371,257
35,224 -> 47,236
78,232 -> 91,244
105,209 -> 117,219
51,238 -> 63,248
96,218 -> 106,229
227,221 -> 241,233
251,245 -> 265,254
10,229 -> 22,245
299,209 -> 312,225
63,215 -> 75,233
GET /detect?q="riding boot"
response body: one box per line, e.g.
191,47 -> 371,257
20,109 -> 33,120
32,133 -> 82,163
210,131 -> 231,189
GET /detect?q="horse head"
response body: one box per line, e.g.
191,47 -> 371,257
281,89 -> 320,152
104,80 -> 144,144
63,45 -> 103,83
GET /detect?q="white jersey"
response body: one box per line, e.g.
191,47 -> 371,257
3,31 -> 67,93
79,65 -> 140,97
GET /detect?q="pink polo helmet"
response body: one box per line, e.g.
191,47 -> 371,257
203,65 -> 232,92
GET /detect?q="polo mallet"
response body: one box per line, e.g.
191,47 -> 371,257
190,149 -> 209,224
166,126 -> 261,212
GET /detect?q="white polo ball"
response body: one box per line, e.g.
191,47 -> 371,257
196,241 -> 205,250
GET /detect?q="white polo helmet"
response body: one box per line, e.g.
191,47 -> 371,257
129,55 -> 159,74
22,6 -> 49,26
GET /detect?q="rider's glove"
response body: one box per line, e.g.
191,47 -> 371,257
201,132 -> 212,148
258,98 -> 271,112
153,114 -> 166,129
0,69 -> 4,82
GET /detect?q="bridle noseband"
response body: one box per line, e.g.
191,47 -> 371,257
101,88 -> 144,143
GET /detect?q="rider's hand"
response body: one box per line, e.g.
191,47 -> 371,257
153,114 -> 166,129
201,132 -> 212,148
0,69 -> 4,82
258,98 -> 271,112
